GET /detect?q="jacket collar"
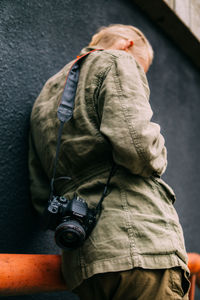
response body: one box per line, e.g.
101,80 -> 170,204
79,46 -> 103,56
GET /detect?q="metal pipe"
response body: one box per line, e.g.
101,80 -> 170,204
188,253 -> 200,274
189,274 -> 196,300
187,253 -> 200,300
0,254 -> 67,296
0,252 -> 200,297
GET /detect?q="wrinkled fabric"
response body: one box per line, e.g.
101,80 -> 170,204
73,267 -> 190,300
29,47 -> 189,290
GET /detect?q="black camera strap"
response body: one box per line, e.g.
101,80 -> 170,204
95,162 -> 117,218
50,49 -> 117,215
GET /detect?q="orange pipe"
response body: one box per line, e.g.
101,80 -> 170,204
0,252 -> 200,296
188,253 -> 200,300
0,254 -> 67,296
189,274 -> 196,300
188,254 -> 200,287
188,253 -> 200,274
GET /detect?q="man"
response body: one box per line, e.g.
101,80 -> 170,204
29,24 -> 190,299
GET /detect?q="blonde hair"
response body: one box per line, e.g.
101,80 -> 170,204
89,24 -> 154,65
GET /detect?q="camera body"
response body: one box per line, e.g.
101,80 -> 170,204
44,194 -> 96,250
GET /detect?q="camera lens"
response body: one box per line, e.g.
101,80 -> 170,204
55,219 -> 86,250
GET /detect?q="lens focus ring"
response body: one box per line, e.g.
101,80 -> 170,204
55,219 -> 86,250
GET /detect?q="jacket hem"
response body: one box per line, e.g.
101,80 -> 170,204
62,252 -> 189,291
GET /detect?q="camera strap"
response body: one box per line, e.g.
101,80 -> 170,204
95,162 -> 117,218
50,49 -> 117,215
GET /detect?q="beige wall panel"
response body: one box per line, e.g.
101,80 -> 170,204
191,0 -> 200,40
174,0 -> 190,26
132,0 -> 200,67
163,0 -> 174,8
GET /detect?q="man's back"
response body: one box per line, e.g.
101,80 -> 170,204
29,47 -> 189,293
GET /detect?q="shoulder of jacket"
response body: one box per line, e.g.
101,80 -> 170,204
92,50 -> 149,97
83,50 -> 138,78
32,60 -> 75,113
89,49 -> 136,62
45,60 -> 74,88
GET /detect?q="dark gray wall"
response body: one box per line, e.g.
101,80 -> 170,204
0,0 -> 200,299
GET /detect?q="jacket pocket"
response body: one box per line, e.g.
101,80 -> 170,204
170,267 -> 190,298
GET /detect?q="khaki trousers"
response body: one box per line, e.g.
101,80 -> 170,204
73,268 -> 190,300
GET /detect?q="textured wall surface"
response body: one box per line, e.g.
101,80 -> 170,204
0,0 -> 200,299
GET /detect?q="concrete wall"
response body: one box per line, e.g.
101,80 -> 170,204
164,0 -> 200,40
0,0 -> 200,299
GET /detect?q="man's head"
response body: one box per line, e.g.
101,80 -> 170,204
89,24 -> 153,73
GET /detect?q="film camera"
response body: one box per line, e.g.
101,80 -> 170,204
44,194 -> 97,250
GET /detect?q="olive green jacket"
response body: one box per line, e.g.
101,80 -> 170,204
29,47 -> 189,290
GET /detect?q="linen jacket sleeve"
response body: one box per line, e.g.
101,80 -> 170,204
98,53 -> 167,177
